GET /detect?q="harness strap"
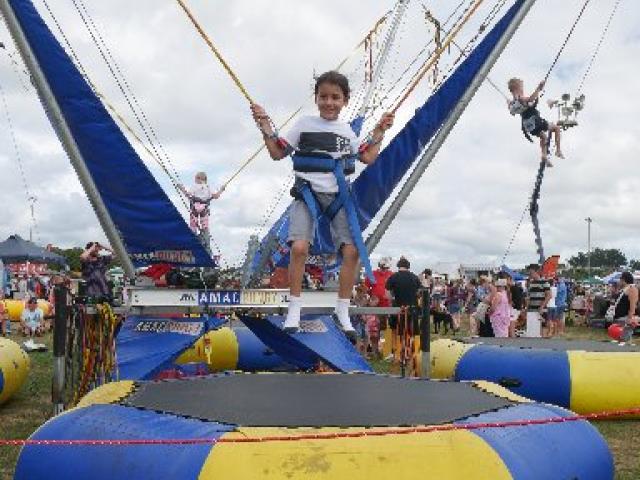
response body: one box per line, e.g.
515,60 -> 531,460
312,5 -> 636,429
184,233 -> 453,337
332,162 -> 374,282
292,162 -> 375,283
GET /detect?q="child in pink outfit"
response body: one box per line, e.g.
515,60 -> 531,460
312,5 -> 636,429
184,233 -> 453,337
489,279 -> 512,338
178,172 -> 224,247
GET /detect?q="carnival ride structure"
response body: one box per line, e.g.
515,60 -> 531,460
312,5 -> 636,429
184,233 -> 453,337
0,0 -> 627,477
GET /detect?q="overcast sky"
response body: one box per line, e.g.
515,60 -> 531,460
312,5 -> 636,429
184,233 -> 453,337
0,0 -> 638,271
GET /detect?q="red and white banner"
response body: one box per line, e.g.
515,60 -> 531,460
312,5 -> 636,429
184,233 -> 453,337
7,263 -> 48,275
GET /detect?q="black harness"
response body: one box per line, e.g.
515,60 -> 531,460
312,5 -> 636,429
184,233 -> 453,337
514,99 -> 547,142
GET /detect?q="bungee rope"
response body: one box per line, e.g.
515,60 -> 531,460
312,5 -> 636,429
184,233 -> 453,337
390,0 -> 486,114
503,0 -> 607,263
0,78 -> 40,242
541,0 -> 591,86
66,0 -> 187,195
529,157 -> 547,265
575,0 -> 623,97
363,0 -> 478,123
72,303 -> 120,406
39,0 -> 226,262
175,0 -> 254,104
501,203 -> 529,263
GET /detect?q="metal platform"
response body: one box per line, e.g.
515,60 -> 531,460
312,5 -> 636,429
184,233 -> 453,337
97,288 -> 401,316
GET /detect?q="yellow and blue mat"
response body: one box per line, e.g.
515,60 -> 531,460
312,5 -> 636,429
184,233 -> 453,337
431,337 -> 640,414
14,372 -> 613,479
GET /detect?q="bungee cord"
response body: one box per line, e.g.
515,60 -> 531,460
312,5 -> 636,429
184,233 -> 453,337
175,0 -> 254,104
0,78 -> 40,242
541,0 -> 591,86
68,0 -> 187,203
390,0 -> 486,114
575,0 -> 623,97
39,0 -> 227,262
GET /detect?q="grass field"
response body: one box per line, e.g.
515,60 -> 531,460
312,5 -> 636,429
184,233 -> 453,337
0,322 -> 639,479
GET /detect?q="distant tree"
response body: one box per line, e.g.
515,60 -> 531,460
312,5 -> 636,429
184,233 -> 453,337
568,252 -> 589,268
50,247 -> 83,272
568,248 -> 627,270
629,259 -> 640,271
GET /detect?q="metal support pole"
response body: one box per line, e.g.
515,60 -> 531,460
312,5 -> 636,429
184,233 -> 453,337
0,0 -> 136,278
585,217 -> 592,277
366,0 -> 538,254
51,285 -> 68,414
420,288 -> 431,378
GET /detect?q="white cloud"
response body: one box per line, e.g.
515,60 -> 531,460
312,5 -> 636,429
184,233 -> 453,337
0,0 -> 638,272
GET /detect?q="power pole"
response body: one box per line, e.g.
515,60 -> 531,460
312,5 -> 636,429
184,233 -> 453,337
585,217 -> 592,277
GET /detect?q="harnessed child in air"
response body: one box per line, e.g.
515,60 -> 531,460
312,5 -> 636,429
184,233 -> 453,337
178,172 -> 224,248
250,70 -> 394,336
507,78 -> 564,166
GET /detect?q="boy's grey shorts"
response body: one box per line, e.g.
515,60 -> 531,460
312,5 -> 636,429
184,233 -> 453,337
287,193 -> 354,248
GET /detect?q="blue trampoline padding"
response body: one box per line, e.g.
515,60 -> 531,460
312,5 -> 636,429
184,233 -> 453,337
458,403 -> 614,480
0,369 -> 4,393
117,315 -> 223,380
14,404 -> 234,480
455,345 -> 571,407
234,326 -> 293,371
241,315 -> 372,373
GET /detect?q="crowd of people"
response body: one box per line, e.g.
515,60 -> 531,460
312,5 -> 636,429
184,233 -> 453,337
350,259 -> 593,359
0,241 -> 114,339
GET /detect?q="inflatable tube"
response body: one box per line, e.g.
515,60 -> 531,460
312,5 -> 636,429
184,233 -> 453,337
116,316 -> 292,380
431,338 -> 640,414
14,373 -> 613,479
4,299 -> 51,322
175,325 -> 293,372
0,337 -> 30,405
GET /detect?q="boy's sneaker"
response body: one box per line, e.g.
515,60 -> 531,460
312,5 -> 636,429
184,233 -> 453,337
545,159 -> 554,167
555,150 -> 565,159
283,296 -> 302,334
282,314 -> 300,334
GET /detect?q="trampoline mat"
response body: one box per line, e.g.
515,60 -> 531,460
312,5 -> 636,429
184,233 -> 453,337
122,373 -> 513,427
464,337 -> 640,352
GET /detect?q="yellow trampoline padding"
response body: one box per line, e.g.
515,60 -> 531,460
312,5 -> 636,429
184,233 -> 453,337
176,327 -> 239,371
76,381 -> 135,408
471,380 -> 532,403
569,350 -> 640,416
0,337 -> 30,405
200,427 -> 512,480
5,299 -> 52,322
430,339 -> 475,379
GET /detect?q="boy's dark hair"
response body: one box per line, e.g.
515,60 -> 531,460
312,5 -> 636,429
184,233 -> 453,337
397,257 -> 410,269
527,263 -> 540,271
315,71 -> 350,100
86,242 -> 96,250
620,271 -> 634,285
423,269 -> 432,276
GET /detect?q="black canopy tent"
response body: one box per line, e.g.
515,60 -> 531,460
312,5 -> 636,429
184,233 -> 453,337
0,234 -> 66,265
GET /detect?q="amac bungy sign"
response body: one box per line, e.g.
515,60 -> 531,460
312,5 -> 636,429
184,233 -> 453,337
198,290 -> 241,305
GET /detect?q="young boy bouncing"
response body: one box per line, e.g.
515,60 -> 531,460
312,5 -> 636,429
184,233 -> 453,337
250,71 -> 394,335
507,78 -> 564,166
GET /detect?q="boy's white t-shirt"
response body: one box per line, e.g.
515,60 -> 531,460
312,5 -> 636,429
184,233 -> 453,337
284,115 -> 360,193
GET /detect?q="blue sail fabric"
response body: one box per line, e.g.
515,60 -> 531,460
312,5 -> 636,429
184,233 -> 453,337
116,315 -> 223,380
10,0 -> 214,267
251,0 -> 525,274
